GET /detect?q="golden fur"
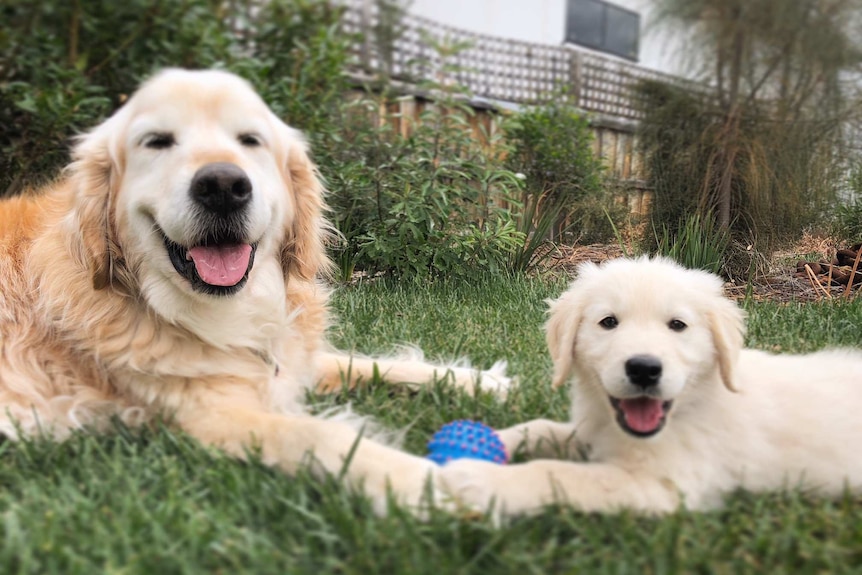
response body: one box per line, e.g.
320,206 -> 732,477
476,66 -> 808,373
0,69 -> 507,513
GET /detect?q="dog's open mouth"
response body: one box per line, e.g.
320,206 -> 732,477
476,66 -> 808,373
161,230 -> 257,296
610,397 -> 673,438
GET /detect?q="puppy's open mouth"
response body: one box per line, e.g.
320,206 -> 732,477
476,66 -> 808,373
610,397 -> 673,438
160,229 -> 257,296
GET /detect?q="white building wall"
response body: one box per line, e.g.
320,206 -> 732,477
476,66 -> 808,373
409,0 -> 566,46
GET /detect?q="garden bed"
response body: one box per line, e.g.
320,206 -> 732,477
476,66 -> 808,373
543,231 -> 862,303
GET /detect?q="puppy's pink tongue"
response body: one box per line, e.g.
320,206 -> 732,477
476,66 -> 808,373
620,397 -> 665,433
188,244 -> 252,286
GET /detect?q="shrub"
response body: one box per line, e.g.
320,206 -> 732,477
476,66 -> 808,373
636,78 -> 841,250
831,166 -> 862,244
634,81 -> 713,231
2,2 -> 525,282
3,1 -> 622,282
320,91 -> 524,281
833,201 -> 862,245
0,0 -> 348,195
504,101 -> 608,272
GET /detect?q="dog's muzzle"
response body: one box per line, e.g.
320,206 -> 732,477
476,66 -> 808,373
162,231 -> 257,297
611,354 -> 672,437
160,162 -> 258,296
610,396 -> 673,438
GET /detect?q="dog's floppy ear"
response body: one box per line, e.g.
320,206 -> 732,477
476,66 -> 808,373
66,113 -> 125,291
707,298 -> 746,392
279,127 -> 331,281
546,261 -> 601,388
545,288 -> 584,389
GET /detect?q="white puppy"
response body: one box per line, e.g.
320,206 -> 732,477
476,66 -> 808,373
441,256 -> 862,515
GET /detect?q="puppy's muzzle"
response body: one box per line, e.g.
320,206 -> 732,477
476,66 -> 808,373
614,354 -> 671,437
190,162 -> 252,216
625,354 -> 662,388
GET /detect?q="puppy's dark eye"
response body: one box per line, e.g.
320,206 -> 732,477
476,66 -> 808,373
238,133 -> 262,147
669,319 -> 687,332
143,132 -> 175,149
599,316 -> 618,329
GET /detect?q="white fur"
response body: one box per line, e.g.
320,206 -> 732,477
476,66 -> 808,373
440,256 -> 862,516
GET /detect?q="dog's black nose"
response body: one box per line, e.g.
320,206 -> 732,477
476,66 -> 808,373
625,355 -> 662,387
190,162 -> 252,216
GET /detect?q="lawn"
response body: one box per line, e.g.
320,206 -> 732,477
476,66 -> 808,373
1,277 -> 861,574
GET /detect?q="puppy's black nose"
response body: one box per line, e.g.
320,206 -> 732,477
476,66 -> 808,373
625,355 -> 662,387
190,162 -> 252,216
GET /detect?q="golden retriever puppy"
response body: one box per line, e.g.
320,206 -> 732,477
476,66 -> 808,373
0,68 -> 507,514
440,256 -> 862,516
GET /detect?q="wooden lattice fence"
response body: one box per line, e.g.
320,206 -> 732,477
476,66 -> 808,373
340,0 -> 707,120
338,0 -> 714,216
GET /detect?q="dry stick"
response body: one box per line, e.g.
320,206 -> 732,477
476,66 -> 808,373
804,264 -> 829,300
803,264 -> 821,301
843,248 -> 862,300
826,260 -> 834,294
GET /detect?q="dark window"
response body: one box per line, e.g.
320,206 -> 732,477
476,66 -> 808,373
565,0 -> 640,61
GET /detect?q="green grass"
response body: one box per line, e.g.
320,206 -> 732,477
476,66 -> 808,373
2,278 -> 862,574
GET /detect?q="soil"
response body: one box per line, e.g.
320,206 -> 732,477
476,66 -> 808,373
546,232 -> 861,304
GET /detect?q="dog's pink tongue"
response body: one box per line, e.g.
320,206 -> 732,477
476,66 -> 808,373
188,244 -> 252,286
620,397 -> 665,433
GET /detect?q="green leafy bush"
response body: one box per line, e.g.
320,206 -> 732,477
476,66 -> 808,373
634,81 -> 713,231
321,92 -> 524,281
504,101 -> 609,272
0,0 -> 348,195
833,200 -> 862,245
831,166 -> 862,244
636,78 -> 840,249
0,1 -> 620,282
2,2 -> 526,281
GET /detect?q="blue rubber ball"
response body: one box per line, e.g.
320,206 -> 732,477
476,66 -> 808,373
427,420 -> 508,465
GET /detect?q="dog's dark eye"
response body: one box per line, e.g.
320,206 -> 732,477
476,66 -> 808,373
143,132 -> 175,149
599,316 -> 618,329
669,319 -> 687,332
238,133 -> 262,147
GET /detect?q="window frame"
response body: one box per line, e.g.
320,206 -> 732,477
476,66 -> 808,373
564,0 -> 640,61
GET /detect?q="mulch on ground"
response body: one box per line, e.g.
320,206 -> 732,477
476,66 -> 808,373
546,236 -> 862,304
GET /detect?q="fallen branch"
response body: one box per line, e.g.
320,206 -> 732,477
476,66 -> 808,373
804,264 -> 830,300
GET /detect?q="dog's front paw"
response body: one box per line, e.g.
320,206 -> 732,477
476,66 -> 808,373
439,459 -> 550,519
362,454 -> 442,517
438,458 -> 509,513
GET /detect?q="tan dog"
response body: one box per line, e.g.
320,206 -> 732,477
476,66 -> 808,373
441,257 -> 862,516
0,69 -> 507,514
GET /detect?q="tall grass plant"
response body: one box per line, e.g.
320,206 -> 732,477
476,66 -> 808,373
652,212 -> 731,275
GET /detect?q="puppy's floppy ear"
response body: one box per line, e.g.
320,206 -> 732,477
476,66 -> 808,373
545,288 -> 584,389
546,261 -> 601,388
66,113 -> 125,291
707,298 -> 746,392
279,126 -> 331,281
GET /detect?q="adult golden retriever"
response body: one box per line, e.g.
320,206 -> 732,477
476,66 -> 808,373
439,257 -> 862,516
0,69 -> 507,514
